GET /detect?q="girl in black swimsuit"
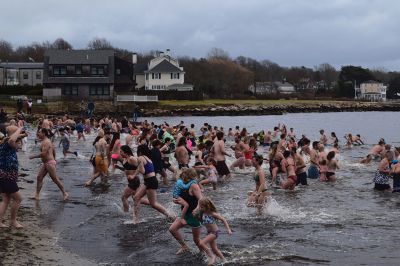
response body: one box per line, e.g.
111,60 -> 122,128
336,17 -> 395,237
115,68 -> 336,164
118,145 -> 148,214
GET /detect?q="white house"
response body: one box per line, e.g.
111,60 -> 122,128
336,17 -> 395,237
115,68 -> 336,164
356,80 -> 386,101
249,81 -> 296,95
0,62 -> 43,86
134,50 -> 193,91
274,81 -> 295,94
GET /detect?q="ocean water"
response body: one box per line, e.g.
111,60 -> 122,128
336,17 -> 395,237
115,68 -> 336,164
19,112 -> 400,265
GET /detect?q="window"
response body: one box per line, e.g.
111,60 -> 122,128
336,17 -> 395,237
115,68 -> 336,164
67,65 -> 75,74
116,69 -> 121,75
145,73 -> 149,80
91,66 -> 105,76
23,71 -> 28,79
152,73 -> 161,79
62,85 -> 78,96
171,73 -> 180,79
82,65 -> 90,74
36,71 -> 41,79
76,66 -> 82,75
89,85 -> 110,96
53,66 -> 67,75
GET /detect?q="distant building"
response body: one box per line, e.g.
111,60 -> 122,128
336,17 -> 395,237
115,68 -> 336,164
355,80 -> 386,101
248,82 -> 274,95
0,62 -> 43,86
249,81 -> 295,95
43,50 -> 134,100
134,49 -> 193,91
274,81 -> 295,94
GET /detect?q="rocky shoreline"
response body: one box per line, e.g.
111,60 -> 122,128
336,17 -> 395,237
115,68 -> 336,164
141,101 -> 400,117
6,101 -> 400,119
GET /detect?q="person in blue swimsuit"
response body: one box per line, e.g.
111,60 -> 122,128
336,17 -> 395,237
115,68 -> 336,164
133,144 -> 173,224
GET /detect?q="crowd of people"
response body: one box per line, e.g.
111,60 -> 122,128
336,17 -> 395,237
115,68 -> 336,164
0,113 -> 398,265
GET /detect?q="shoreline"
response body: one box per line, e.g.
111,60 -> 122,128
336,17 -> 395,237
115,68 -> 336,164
0,166 -> 96,266
5,100 -> 400,119
143,101 -> 400,116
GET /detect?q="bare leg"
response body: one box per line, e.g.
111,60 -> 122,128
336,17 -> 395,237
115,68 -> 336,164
168,218 -> 189,254
85,171 -> 100,186
133,185 -> 147,224
35,165 -> 47,200
160,170 -> 168,186
146,189 -> 173,219
192,228 -> 215,264
0,193 -> 10,228
46,164 -> 68,200
9,191 -> 23,228
121,187 -> 135,212
210,239 -> 225,261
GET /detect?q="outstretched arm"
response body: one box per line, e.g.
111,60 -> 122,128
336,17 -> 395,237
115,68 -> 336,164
212,212 -> 232,234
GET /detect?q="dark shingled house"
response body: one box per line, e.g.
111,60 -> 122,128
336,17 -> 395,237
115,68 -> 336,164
43,50 -> 134,100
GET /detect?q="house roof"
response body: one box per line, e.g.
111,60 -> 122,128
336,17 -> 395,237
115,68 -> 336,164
0,62 -> 44,69
133,63 -> 148,75
274,81 -> 294,87
45,50 -> 115,64
146,59 -> 183,73
362,80 -> 380,84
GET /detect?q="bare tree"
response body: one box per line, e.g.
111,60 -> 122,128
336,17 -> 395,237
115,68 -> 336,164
0,39 -> 13,61
207,47 -> 230,60
52,38 -> 73,50
315,63 -> 338,89
87,37 -> 113,50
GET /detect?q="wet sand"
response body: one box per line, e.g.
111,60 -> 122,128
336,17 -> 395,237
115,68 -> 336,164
0,159 -> 95,266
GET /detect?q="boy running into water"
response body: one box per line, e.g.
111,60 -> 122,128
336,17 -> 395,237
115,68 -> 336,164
59,128 -> 78,158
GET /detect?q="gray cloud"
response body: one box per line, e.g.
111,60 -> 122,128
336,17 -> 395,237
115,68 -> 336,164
1,0 -> 400,70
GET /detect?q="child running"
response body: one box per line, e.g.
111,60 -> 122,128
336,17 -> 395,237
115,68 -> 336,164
194,158 -> 218,191
194,197 -> 232,265
58,128 -> 78,158
172,168 -> 197,225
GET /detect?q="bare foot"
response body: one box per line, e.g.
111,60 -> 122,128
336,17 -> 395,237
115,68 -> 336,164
133,217 -> 139,225
11,221 -> 24,229
63,192 -> 69,201
207,255 -> 216,265
29,194 -> 40,200
84,181 -> 91,187
0,223 -> 9,228
176,246 -> 189,255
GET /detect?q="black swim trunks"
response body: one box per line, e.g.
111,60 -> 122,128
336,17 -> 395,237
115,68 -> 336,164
0,178 -> 19,194
374,183 -> 391,191
216,160 -> 230,176
296,172 -> 308,185
144,175 -> 158,190
128,177 -> 140,190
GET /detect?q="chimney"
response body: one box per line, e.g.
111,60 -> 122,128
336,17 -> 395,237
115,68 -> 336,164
159,51 -> 164,57
165,49 -> 170,56
132,53 -> 137,64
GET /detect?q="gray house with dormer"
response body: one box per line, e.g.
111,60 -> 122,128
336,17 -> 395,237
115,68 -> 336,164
43,50 -> 134,100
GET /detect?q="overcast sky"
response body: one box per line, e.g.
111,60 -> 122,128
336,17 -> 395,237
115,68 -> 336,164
1,0 -> 400,70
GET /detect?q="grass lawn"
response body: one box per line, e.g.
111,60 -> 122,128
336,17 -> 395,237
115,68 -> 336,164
158,99 -> 341,106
